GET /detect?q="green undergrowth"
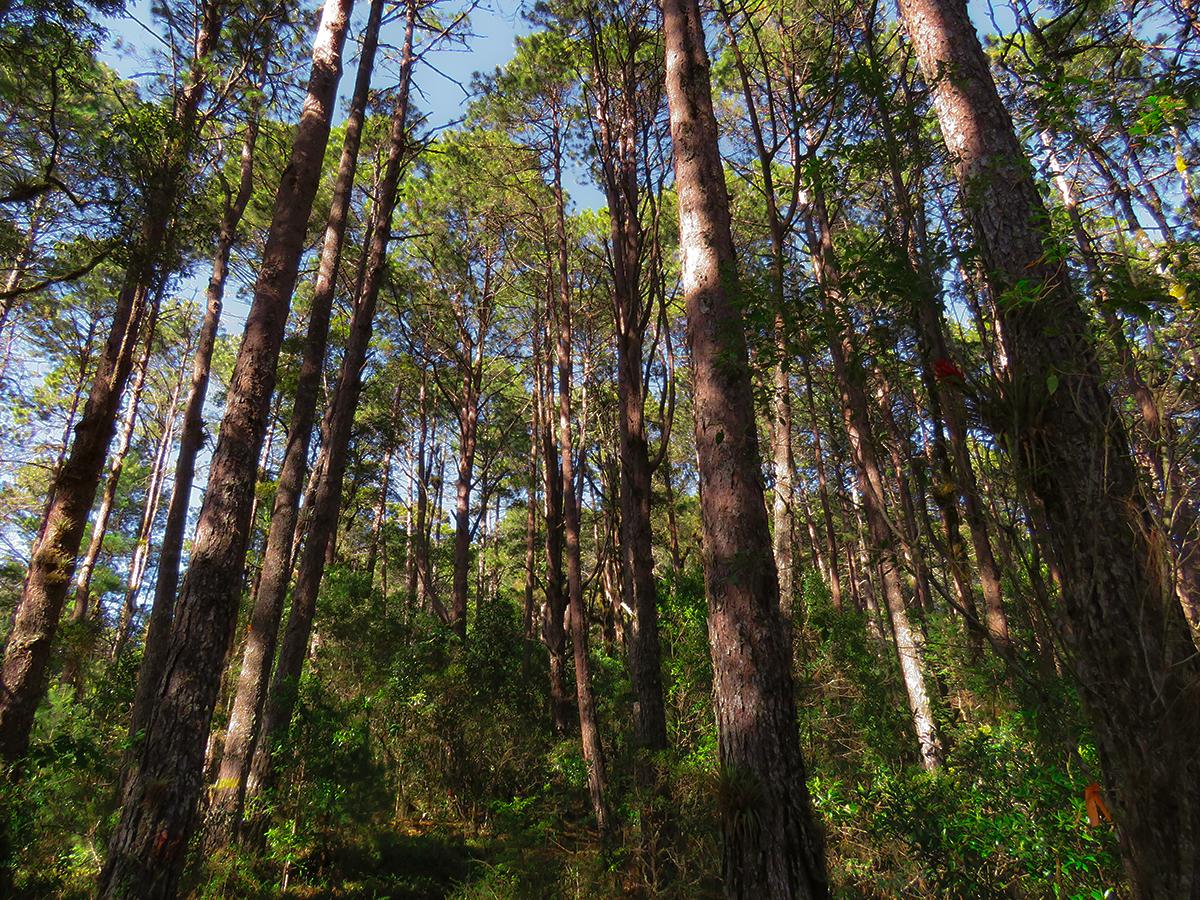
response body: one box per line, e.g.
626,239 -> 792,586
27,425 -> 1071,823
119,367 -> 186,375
5,564 -> 1122,897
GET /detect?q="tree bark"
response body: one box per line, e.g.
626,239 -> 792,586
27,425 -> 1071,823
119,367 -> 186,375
68,306 -> 158,624
129,80 -> 265,745
203,0 -> 385,845
0,0 -> 224,764
243,2 -> 416,814
99,2 -> 354,892
660,0 -> 828,893
897,0 -> 1200,891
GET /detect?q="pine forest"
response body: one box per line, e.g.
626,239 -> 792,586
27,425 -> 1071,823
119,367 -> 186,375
0,0 -> 1198,894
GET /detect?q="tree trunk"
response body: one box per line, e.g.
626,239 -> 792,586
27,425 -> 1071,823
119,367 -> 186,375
522,383 -> 540,647
660,0 -> 827,893
552,133 -> 610,835
112,344 -> 188,658
99,2 -> 354,892
203,0 -> 385,845
244,3 -> 415,813
898,0 -> 1200,891
806,184 -> 943,771
69,308 -> 158,624
409,375 -> 434,609
538,271 -> 571,736
451,332 -> 481,639
0,1 -> 223,765
129,82 -> 265,745
588,26 -> 669,752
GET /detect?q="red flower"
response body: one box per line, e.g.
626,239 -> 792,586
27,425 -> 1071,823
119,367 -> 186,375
934,357 -> 964,381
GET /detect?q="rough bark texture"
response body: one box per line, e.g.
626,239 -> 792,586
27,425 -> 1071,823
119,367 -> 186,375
661,0 -> 828,894
204,0 -> 385,844
0,0 -> 224,765
897,0 -> 1200,892
99,2 -> 354,893
245,4 -> 415,809
129,86 -> 264,746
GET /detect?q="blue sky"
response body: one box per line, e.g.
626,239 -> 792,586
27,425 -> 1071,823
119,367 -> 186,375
101,0 -> 533,156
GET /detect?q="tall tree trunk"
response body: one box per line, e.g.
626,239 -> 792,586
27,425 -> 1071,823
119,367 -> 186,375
588,26 -> 669,752
203,0 -> 386,844
898,0 -> 1200,891
451,309 -> 484,639
244,4 -> 415,811
0,0 -> 223,765
99,2 -> 355,893
409,375 -> 434,609
69,308 -> 158,624
552,124 -> 610,835
660,0 -> 827,893
538,272 -> 571,736
129,85 -> 265,745
771,335 -> 796,613
806,184 -> 943,771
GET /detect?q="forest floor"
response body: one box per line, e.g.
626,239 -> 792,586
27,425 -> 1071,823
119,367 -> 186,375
266,816 -> 647,899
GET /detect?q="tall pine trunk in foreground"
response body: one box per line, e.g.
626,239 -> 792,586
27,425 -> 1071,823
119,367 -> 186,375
129,91 -> 266,743
205,0 -> 386,845
0,1 -> 223,763
660,0 -> 827,894
896,0 -> 1200,892
246,0 -> 416,808
99,0 -> 354,893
